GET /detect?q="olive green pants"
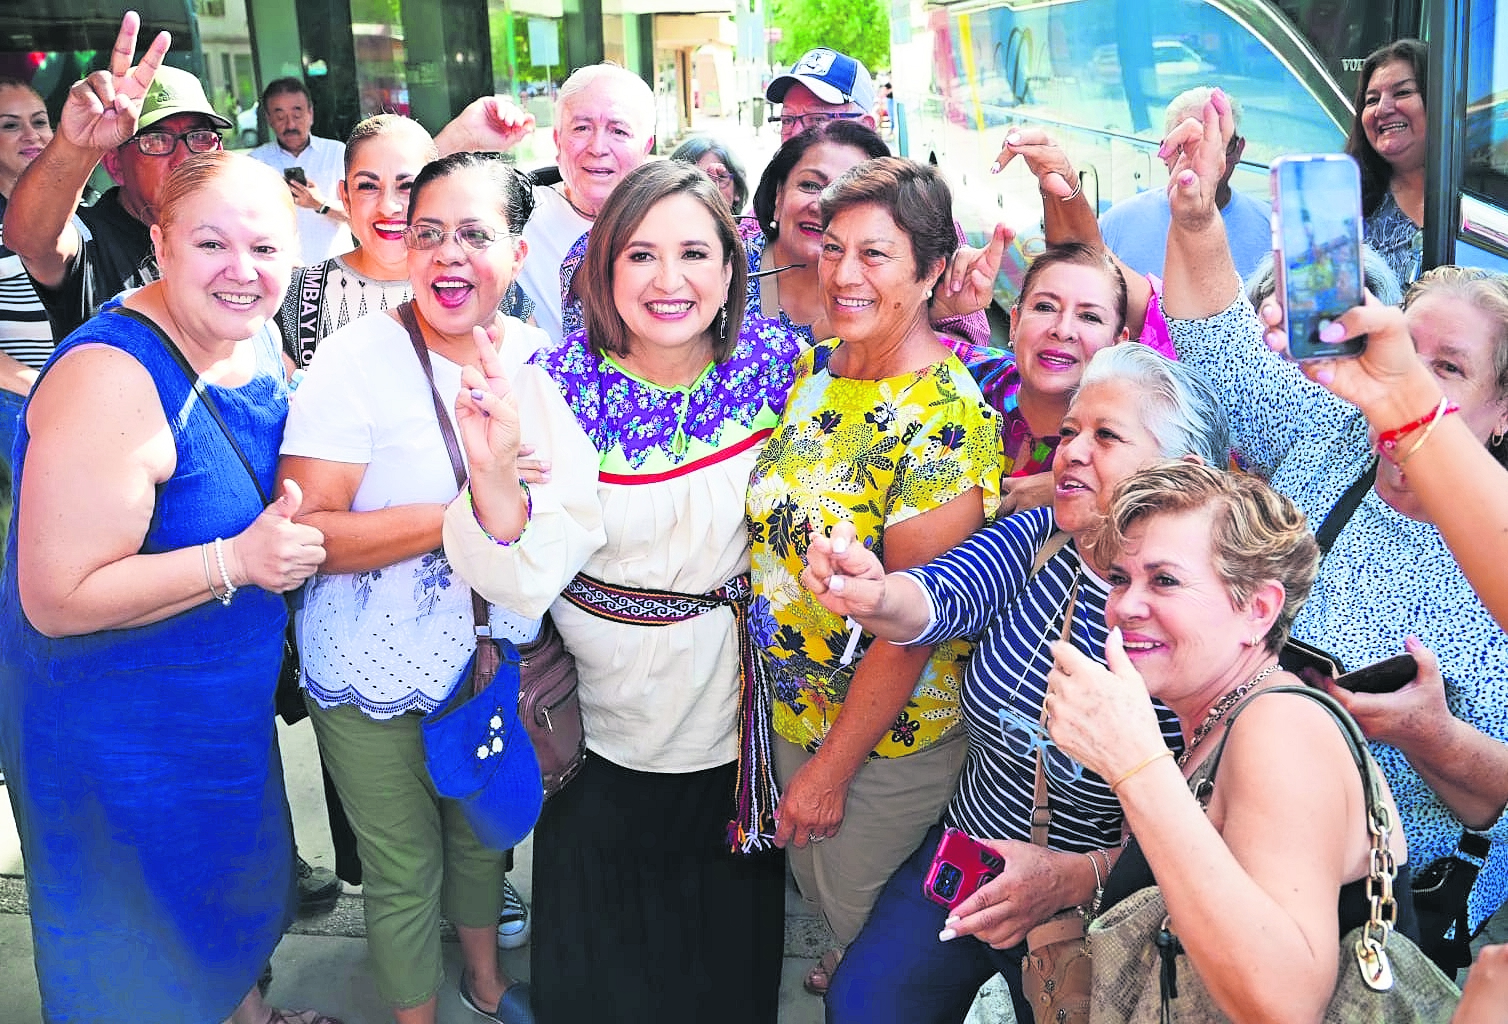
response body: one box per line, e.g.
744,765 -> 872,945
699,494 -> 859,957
306,699 -> 505,1009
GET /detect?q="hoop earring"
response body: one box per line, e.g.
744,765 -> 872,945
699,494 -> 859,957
1493,427 -> 1505,447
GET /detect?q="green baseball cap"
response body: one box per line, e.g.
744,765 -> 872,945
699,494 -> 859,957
136,66 -> 233,133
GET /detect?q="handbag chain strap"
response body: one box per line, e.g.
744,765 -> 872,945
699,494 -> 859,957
1199,684 -> 1401,991
396,302 -> 492,642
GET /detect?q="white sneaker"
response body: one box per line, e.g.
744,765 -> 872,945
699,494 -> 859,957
497,877 -> 531,949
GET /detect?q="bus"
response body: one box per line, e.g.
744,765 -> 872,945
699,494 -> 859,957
887,0 -> 1508,308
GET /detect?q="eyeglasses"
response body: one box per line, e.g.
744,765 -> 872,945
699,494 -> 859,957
403,224 -> 502,252
769,111 -> 866,132
996,704 -> 1086,785
132,128 -> 223,156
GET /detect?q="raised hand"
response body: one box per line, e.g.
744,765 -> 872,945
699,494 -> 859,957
1045,627 -> 1166,781
60,11 -> 172,154
454,321 -> 524,477
436,96 -> 537,157
992,128 -> 1078,198
937,223 -> 1013,318
1163,89 -> 1234,230
228,478 -> 326,593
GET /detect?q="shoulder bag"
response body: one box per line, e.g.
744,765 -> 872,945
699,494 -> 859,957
396,302 -> 584,802
1087,685 -> 1461,1024
1285,459 -> 1488,976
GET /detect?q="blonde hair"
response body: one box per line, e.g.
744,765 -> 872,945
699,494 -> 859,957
156,152 -> 295,238
1098,461 -> 1318,653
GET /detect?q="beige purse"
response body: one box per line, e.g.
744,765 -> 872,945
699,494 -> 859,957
1086,686 -> 1460,1023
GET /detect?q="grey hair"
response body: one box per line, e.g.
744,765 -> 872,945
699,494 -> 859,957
1243,244 -> 1403,308
1163,86 -> 1244,136
555,63 -> 656,138
1077,345 -> 1230,467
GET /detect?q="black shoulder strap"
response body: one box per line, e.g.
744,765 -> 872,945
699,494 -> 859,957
1199,684 -> 1383,819
114,305 -> 271,507
1313,460 -> 1378,556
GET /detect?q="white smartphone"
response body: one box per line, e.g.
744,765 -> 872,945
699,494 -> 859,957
1270,154 -> 1367,360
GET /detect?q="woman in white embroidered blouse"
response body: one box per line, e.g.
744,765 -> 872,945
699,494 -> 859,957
278,152 -> 597,1024
444,160 -> 804,1024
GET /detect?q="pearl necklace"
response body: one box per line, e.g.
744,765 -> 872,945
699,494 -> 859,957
1176,660 -> 1280,767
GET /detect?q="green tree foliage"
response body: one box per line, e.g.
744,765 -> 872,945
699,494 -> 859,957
769,0 -> 891,73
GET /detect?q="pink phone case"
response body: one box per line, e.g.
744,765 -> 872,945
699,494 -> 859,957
923,827 -> 1005,910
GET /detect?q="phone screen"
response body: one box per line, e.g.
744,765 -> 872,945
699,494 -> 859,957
1271,155 -> 1366,360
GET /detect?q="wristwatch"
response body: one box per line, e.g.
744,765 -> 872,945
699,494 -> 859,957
317,204 -> 330,215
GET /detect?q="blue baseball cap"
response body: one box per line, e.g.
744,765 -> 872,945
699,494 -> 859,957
766,48 -> 877,111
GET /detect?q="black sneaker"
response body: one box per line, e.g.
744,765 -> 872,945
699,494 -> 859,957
297,856 -> 340,916
496,877 -> 531,949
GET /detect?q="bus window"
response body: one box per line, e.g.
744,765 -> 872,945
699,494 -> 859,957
1271,0 -> 1406,99
1463,0 -> 1508,207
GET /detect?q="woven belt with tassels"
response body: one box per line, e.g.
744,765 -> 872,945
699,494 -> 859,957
560,571 -> 780,854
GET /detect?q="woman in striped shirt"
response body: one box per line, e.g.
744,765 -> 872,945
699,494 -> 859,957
805,344 -> 1229,1024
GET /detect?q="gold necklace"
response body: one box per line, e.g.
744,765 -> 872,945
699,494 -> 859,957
1176,660 -> 1280,767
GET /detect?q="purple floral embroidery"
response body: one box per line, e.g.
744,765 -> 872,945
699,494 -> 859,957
532,319 -> 803,468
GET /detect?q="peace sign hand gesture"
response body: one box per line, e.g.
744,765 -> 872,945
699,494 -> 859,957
61,11 -> 172,154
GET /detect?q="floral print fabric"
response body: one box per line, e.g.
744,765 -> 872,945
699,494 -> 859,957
749,339 -> 1004,758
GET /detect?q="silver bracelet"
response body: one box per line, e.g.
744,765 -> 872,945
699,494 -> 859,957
1059,178 -> 1083,202
1085,849 -> 1106,919
201,542 -> 223,601
212,537 -> 237,607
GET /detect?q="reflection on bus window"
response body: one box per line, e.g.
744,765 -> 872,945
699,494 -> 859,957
1464,0 -> 1508,206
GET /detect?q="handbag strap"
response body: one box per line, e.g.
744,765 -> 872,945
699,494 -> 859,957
1028,536 -> 1078,849
1198,683 -> 1403,970
395,302 -> 491,638
117,305 -> 272,507
1314,460 -> 1378,557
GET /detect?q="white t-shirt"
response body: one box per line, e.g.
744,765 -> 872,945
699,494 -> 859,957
281,311 -> 553,719
518,184 -> 591,344
249,135 -> 354,266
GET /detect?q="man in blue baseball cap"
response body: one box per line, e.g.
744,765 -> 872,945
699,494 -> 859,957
766,48 -> 880,142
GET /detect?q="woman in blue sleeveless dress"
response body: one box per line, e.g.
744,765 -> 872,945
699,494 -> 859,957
0,152 -> 331,1024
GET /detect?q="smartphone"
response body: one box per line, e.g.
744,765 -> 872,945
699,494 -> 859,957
283,167 -> 308,186
922,828 -> 1004,911
1280,636 -> 1343,684
1335,653 -> 1419,694
1270,154 -> 1367,361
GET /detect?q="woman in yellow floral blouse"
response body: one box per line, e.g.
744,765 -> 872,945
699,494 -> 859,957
747,156 -> 1003,996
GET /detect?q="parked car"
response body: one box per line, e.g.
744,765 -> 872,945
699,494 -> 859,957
1089,39 -> 1216,98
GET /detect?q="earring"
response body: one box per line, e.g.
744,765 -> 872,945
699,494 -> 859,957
768,219 -> 778,232
1494,427 -> 1505,446
1249,634 -> 1262,647
716,303 -> 728,343
926,288 -> 933,300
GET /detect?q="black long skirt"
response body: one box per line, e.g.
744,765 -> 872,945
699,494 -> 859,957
531,751 -> 786,1024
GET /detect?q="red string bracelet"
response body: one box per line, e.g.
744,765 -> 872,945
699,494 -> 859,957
1376,396 -> 1458,455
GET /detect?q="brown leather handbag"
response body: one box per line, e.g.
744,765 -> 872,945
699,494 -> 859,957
514,615 -> 585,798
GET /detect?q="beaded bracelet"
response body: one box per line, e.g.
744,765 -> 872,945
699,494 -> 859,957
467,481 -> 533,547
1375,395 -> 1457,456
212,537 -> 236,607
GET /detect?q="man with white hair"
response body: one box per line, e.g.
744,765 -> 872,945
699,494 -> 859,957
516,63 -> 657,341
1097,86 -> 1271,278
765,47 -> 879,142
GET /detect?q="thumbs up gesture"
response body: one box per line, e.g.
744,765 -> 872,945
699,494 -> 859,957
226,479 -> 326,593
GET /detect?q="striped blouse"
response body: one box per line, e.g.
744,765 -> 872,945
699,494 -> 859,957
907,506 -> 1184,851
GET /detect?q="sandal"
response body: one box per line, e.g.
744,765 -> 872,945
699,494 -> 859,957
803,948 -> 843,997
